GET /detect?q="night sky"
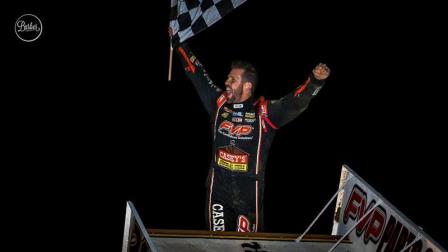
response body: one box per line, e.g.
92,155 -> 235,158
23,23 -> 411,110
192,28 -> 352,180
4,1 -> 446,250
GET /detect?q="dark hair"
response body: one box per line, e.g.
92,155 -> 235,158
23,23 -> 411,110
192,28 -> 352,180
231,60 -> 258,93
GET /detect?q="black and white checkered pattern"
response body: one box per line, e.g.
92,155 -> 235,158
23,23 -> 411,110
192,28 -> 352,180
170,0 -> 247,46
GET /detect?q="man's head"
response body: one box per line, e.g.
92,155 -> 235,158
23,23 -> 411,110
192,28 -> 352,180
225,61 -> 258,103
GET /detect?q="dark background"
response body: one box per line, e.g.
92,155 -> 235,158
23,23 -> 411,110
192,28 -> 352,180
4,1 -> 446,250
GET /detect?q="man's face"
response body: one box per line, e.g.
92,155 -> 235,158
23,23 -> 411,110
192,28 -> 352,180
225,68 -> 245,103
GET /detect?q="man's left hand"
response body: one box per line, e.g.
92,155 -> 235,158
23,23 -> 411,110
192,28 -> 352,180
312,63 -> 330,80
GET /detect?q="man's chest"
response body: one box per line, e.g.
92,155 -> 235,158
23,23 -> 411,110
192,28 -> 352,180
215,104 -> 260,143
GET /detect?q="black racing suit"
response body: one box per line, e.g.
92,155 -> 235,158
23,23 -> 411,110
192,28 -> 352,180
176,43 -> 325,232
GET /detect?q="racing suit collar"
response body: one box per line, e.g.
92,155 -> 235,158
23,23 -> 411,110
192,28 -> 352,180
230,96 -> 255,109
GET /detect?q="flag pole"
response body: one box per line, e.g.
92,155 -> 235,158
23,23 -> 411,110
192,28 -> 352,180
168,36 -> 173,81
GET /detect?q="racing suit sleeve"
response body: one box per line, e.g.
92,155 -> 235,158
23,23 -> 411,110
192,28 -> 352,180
175,43 -> 222,116
268,74 -> 325,128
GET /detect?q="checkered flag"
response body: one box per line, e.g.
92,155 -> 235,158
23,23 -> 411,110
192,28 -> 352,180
169,0 -> 247,46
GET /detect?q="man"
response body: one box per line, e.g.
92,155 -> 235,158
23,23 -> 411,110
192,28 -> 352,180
174,42 -> 330,232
